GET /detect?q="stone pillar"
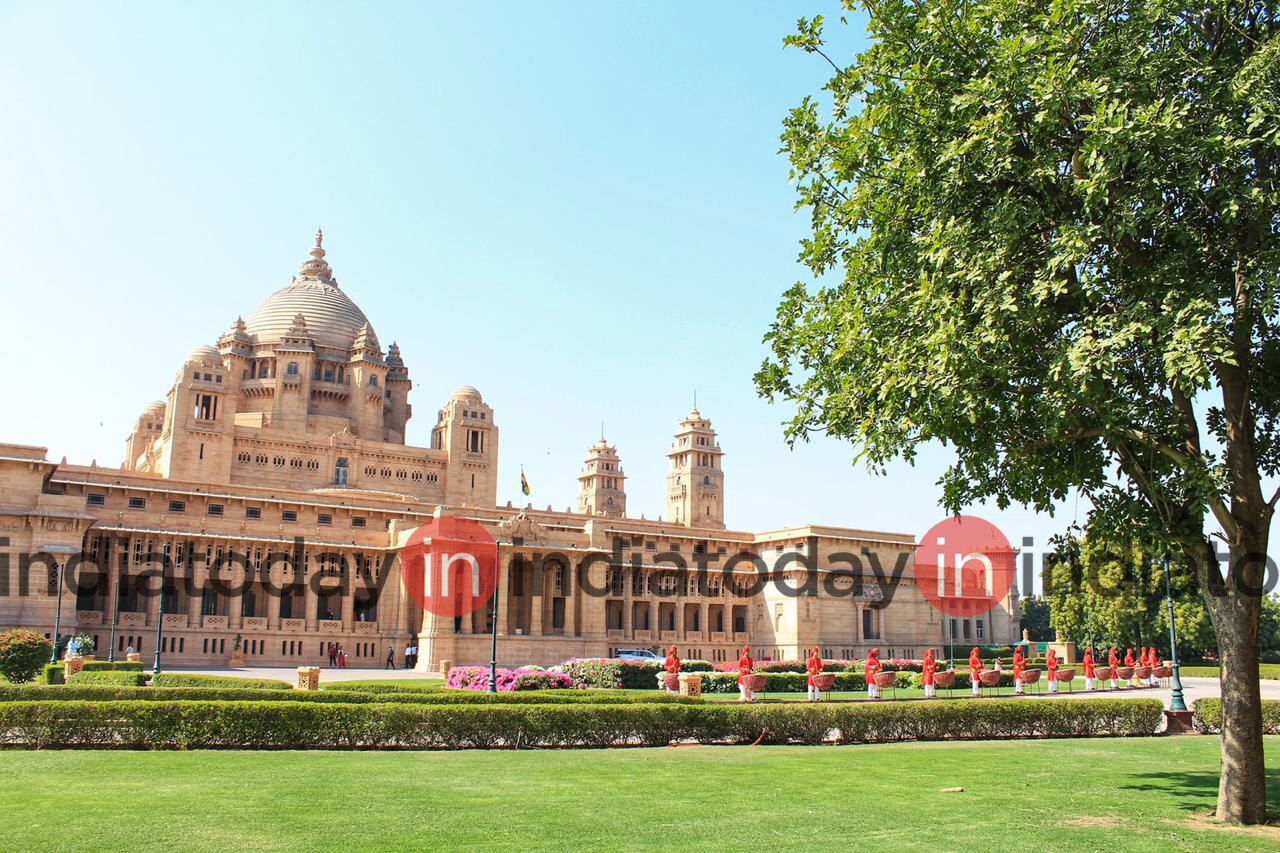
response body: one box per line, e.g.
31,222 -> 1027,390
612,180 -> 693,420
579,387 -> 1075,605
304,576 -> 319,631
530,560 -> 544,636
700,602 -> 709,638
622,569 -> 633,637
341,573 -> 356,629
565,567 -> 577,637
495,554 -> 511,636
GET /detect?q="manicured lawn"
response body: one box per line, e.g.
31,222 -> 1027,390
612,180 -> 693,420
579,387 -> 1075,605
1180,665 -> 1280,681
2,739 -> 1277,850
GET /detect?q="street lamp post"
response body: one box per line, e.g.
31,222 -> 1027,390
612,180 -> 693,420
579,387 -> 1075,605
152,567 -> 167,676
106,563 -> 120,663
49,559 -> 66,664
487,564 -> 502,694
1161,556 -> 1188,712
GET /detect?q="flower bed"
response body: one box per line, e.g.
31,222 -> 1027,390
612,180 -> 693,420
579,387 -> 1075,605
0,697 -> 1164,749
447,666 -> 573,691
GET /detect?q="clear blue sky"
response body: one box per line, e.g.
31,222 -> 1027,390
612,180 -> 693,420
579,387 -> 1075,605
1,2 -> 1270,588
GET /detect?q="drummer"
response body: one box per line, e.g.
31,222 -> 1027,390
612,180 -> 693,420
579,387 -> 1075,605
864,648 -> 882,699
1012,646 -> 1026,695
968,647 -> 983,697
1082,645 -> 1096,691
922,648 -> 938,699
1046,647 -> 1058,693
663,645 -> 680,692
806,646 -> 824,702
737,645 -> 755,703
1107,647 -> 1120,690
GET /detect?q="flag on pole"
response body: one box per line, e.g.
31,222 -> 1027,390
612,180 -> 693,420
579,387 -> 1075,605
520,466 -> 531,496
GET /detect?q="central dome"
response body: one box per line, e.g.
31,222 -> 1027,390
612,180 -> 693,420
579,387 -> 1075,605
243,230 -> 375,350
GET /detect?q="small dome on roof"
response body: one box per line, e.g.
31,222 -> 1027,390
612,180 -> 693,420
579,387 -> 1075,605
451,384 -> 482,401
186,345 -> 221,365
144,400 -> 166,412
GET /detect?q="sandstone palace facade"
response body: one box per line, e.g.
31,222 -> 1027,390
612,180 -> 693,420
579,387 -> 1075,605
0,233 -> 1019,669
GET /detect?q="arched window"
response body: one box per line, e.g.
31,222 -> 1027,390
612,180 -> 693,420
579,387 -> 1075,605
286,362 -> 299,376
334,458 -> 349,486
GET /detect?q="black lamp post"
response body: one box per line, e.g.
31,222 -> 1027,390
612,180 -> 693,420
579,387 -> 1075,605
49,558 -> 66,664
487,560 -> 502,694
106,562 -> 120,663
152,566 -> 167,676
1161,555 -> 1188,712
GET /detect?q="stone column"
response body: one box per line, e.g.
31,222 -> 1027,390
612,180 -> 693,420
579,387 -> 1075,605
622,569 -> 633,637
700,602 -> 709,638
565,564 -> 577,637
530,558 -> 544,636
494,553 -> 511,636
341,571 -> 356,629
304,574 -> 319,631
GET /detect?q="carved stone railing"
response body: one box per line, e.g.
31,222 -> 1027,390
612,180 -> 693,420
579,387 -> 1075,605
659,631 -> 676,642
162,614 -> 188,628
318,619 -> 343,634
75,610 -> 103,626
201,615 -> 229,630
280,618 -> 306,632
354,621 -> 379,635
241,617 -> 268,631
119,612 -> 146,628
711,631 -> 727,642
605,629 -> 623,640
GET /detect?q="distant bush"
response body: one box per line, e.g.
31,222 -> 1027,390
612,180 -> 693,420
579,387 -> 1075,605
0,630 -> 51,684
150,673 -> 291,690
40,660 -> 144,685
68,670 -> 148,687
0,685 -> 698,706
1192,699 -> 1280,734
0,697 -> 1163,749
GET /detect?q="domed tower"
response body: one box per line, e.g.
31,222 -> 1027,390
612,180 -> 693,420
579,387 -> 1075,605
433,385 -> 499,507
577,434 -> 626,517
150,344 -> 235,482
123,400 -> 167,471
666,408 -> 724,529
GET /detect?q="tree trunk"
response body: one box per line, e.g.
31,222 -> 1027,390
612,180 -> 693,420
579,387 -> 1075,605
1214,598 -> 1267,824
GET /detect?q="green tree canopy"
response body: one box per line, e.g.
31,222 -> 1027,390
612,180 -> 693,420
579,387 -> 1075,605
757,1 -> 1279,822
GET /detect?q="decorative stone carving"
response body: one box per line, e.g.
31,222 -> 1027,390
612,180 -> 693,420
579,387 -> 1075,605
295,666 -> 320,691
499,510 -> 547,545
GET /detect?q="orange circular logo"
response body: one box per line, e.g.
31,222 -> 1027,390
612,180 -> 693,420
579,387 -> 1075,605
401,516 -> 499,618
914,515 -> 1016,618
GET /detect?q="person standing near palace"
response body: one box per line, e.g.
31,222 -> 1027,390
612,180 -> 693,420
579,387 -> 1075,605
664,645 -> 681,693
1107,647 -> 1120,689
1012,646 -> 1026,695
806,647 -> 824,701
737,645 -> 755,703
922,648 -> 938,699
1046,647 -> 1058,693
968,647 -> 983,697
864,648 -> 882,699
385,646 -> 395,670
1082,646 -> 1096,691
1124,648 -> 1136,687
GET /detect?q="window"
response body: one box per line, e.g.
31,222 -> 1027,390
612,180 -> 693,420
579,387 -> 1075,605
193,393 -> 218,420
352,516 -> 366,528
962,619 -> 971,640
207,504 -> 224,516
317,513 -> 332,526
286,362 -> 299,375
334,458 -> 349,486
369,375 -> 378,386
237,451 -> 251,464
86,493 -> 105,506
467,429 -> 484,453
282,511 -> 297,523
976,618 -> 986,640
245,507 -> 261,519
128,497 -> 145,510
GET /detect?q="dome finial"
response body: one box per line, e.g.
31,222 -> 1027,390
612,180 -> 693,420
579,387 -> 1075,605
299,227 -> 335,283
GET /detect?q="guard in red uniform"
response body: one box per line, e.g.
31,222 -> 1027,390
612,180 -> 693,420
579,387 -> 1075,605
922,648 -> 938,699
1082,646 -> 1096,691
663,645 -> 680,692
1148,647 -> 1160,686
1046,648 -> 1058,693
1107,647 -> 1120,689
1124,648 -> 1136,687
737,645 -> 755,703
806,647 -> 824,701
1012,647 -> 1026,695
969,647 -> 983,697
864,648 -> 882,699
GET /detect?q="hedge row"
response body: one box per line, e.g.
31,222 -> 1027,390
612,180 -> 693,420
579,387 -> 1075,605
698,671 -> 917,693
0,685 -> 698,706
1191,699 -> 1280,734
0,698 -> 1163,749
67,670 -> 148,687
150,673 -> 292,690
40,660 -> 146,685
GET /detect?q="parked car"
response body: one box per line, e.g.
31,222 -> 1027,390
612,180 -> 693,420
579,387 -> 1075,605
616,648 -> 661,661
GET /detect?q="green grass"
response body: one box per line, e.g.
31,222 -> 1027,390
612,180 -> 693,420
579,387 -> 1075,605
1179,665 -> 1280,681
0,738 -> 1276,851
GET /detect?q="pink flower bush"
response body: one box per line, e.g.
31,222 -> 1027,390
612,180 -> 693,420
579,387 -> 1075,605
446,665 -> 573,691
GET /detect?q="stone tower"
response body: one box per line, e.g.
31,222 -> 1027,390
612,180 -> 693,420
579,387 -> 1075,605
666,408 -> 724,529
577,434 -> 626,517
433,385 -> 499,507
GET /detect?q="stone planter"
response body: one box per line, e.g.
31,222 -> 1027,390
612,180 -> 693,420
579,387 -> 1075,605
677,673 -> 703,697
125,653 -> 141,663
295,666 -> 321,691
227,651 -> 245,669
63,655 -> 86,678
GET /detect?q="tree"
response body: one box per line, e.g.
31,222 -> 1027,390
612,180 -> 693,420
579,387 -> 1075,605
0,629 -> 52,684
1018,595 -> 1053,641
757,2 -> 1279,823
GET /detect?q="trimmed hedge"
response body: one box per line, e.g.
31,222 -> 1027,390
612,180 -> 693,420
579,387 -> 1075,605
1192,699 -> 1280,734
0,685 -> 699,706
0,698 -> 1163,749
698,671 -> 915,693
67,670 -> 148,687
150,673 -> 292,690
40,660 -> 146,685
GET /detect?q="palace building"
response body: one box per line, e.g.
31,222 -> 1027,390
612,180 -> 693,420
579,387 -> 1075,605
0,233 -> 1019,669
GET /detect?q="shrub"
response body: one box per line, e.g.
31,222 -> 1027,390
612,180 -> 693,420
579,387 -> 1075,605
681,659 -> 714,673
696,671 -> 913,693
67,633 -> 97,656
1192,699 -> 1280,734
40,659 -> 145,685
150,673 -> 292,690
0,697 -> 1162,749
0,685 -> 699,706
68,670 -> 148,687
446,666 -> 573,691
0,630 -> 52,684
